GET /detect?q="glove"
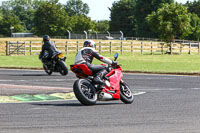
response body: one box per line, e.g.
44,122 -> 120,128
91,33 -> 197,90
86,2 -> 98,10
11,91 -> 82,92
112,61 -> 118,66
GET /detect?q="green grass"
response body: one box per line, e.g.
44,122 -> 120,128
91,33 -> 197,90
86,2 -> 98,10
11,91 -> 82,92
1,52 -> 200,74
0,55 -> 42,68
118,54 -> 200,73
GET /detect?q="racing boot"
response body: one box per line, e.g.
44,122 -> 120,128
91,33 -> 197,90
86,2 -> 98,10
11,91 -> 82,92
93,69 -> 108,87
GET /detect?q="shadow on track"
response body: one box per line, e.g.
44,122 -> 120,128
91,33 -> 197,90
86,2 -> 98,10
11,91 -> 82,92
31,101 -> 123,107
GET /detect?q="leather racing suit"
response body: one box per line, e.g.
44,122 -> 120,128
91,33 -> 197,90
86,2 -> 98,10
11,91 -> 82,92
75,47 -> 113,85
39,40 -> 59,61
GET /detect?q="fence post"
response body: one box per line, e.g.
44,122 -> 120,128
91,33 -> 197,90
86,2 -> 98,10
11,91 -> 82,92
121,41 -> 123,55
131,42 -> 133,54
180,43 -> 182,55
65,41 -> 68,55
30,41 -> 32,55
198,42 -> 200,54
170,43 -> 173,55
77,41 -> 79,52
6,41 -> 9,55
161,43 -> 164,55
141,42 -> 143,55
151,42 -> 153,55
24,42 -> 26,55
99,42 -> 102,54
189,42 -> 191,55
9,42 -> 11,55
110,42 -> 112,55
17,41 -> 19,55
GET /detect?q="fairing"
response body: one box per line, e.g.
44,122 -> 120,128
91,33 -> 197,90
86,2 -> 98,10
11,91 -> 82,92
70,64 -> 92,77
102,67 -> 123,100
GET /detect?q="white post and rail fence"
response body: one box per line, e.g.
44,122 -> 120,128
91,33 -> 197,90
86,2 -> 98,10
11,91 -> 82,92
6,41 -> 200,56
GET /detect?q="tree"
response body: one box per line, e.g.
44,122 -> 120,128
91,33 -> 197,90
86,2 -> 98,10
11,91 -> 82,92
109,0 -> 136,37
184,1 -> 200,41
185,1 -> 200,18
65,0 -> 89,16
0,13 -> 24,37
0,0 -> 60,32
0,11 -> 2,21
95,20 -> 109,33
146,3 -> 191,53
187,13 -> 200,41
0,0 -> 38,32
135,0 -> 174,37
70,15 -> 95,33
34,1 -> 71,36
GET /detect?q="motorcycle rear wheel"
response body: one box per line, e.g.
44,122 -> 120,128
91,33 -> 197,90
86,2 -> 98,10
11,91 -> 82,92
73,79 -> 97,106
58,60 -> 68,75
120,82 -> 134,104
43,64 -> 52,75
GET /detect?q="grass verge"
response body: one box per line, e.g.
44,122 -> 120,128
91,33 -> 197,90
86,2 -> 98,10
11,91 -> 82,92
1,53 -> 200,74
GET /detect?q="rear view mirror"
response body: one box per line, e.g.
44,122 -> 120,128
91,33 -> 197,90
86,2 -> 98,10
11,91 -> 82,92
114,53 -> 118,61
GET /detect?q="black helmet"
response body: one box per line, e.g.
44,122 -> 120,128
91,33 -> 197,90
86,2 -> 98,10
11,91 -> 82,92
43,35 -> 50,42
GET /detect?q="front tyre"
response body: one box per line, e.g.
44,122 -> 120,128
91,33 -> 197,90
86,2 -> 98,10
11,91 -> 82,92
73,79 -> 97,106
58,60 -> 68,75
120,82 -> 134,104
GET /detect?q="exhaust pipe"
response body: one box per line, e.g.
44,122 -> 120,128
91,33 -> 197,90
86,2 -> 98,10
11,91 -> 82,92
98,92 -> 113,101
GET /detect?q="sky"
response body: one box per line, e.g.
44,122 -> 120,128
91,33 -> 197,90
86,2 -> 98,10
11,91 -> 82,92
59,0 -> 194,21
59,0 -> 119,21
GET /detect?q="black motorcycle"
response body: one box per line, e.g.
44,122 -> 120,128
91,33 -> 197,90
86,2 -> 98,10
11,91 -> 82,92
41,51 -> 68,76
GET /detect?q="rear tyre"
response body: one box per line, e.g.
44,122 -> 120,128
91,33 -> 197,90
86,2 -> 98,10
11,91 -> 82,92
73,79 -> 97,106
120,82 -> 134,104
58,60 -> 68,75
43,64 -> 52,75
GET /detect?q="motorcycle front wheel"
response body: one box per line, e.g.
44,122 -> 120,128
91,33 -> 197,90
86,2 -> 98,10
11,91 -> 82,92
120,81 -> 134,104
43,64 -> 52,75
73,79 -> 97,106
57,60 -> 68,75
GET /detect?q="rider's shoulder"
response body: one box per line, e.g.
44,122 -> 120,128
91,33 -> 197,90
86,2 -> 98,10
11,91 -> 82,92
49,40 -> 55,44
80,47 -> 96,51
44,41 -> 51,45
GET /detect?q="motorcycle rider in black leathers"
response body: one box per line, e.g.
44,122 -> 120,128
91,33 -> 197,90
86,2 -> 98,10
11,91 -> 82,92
39,35 -> 59,62
74,40 -> 117,85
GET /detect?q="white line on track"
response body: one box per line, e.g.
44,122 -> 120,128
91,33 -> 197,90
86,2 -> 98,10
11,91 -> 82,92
0,80 -> 14,81
0,68 -> 43,71
137,88 -> 183,91
0,79 -> 77,82
125,72 -> 200,77
191,88 -> 200,90
133,92 -> 146,96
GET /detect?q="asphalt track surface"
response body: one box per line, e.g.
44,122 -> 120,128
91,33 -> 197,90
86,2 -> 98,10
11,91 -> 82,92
0,69 -> 200,133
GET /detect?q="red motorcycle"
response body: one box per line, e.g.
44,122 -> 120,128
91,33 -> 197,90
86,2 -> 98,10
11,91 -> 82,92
70,53 -> 134,105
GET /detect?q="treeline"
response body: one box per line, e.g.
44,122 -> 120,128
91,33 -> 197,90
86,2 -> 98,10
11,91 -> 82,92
0,0 -> 200,42
0,0 -> 109,37
110,0 -> 200,42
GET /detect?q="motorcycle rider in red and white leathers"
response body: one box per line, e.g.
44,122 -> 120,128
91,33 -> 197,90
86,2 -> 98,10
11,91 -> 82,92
75,40 -> 117,85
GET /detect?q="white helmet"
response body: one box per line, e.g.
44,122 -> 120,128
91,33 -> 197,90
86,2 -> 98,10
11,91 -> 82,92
83,40 -> 96,49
